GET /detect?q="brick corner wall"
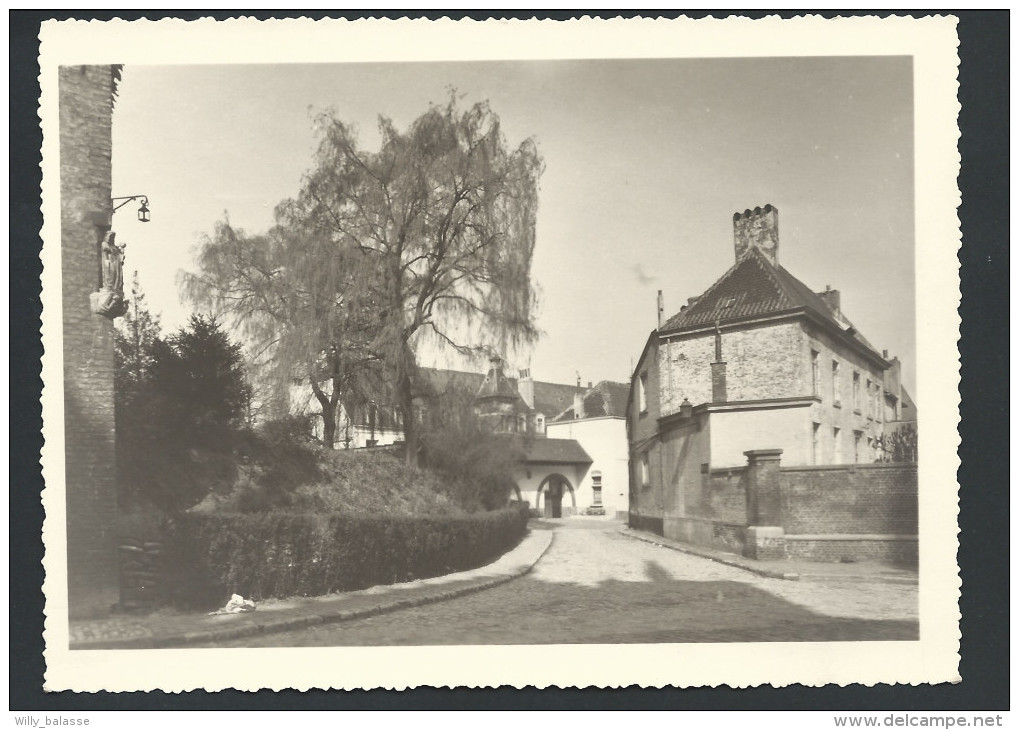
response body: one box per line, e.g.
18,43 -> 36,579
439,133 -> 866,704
59,64 -> 121,617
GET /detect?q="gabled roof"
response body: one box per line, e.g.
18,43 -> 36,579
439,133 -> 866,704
521,437 -> 593,465
415,367 -> 577,416
415,368 -> 487,400
552,380 -> 630,421
660,247 -> 880,356
530,380 -> 578,417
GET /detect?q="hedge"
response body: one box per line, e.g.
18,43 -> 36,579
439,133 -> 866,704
164,505 -> 529,606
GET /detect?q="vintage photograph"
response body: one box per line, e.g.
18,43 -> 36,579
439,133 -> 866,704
39,17 -> 960,691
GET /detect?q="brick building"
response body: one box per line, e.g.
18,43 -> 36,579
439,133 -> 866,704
628,205 -> 917,564
59,65 -> 123,615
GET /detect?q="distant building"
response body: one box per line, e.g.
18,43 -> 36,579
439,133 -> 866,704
547,380 -> 630,519
297,358 -> 630,519
628,205 -> 918,564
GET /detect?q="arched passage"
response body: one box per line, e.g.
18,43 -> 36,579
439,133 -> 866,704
536,473 -> 576,519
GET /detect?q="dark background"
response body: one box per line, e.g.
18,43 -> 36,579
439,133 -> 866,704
10,9 -> 1008,711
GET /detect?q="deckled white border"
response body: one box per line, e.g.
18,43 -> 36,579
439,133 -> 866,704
39,15 -> 961,691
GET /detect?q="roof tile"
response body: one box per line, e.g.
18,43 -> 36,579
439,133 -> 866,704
661,247 -> 879,354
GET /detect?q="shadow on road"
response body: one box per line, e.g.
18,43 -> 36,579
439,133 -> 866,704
206,554 -> 918,647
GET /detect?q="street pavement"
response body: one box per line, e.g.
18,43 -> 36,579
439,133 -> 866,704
196,519 -> 918,647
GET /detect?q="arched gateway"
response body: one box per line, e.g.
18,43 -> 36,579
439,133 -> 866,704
536,473 -> 577,519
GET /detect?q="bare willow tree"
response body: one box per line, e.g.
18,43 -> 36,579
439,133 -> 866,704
283,96 -> 544,461
185,95 -> 543,460
183,217 -> 385,448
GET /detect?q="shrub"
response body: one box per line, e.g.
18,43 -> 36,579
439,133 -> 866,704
418,397 -> 524,511
289,449 -> 465,516
164,504 -> 529,607
229,416 -> 323,511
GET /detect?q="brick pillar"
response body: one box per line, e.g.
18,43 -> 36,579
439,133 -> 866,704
59,65 -> 121,617
710,362 -> 727,403
743,448 -> 786,560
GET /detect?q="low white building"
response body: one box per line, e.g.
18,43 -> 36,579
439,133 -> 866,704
546,381 -> 630,520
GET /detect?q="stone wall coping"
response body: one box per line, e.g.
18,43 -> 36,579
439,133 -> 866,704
784,534 -> 918,541
781,462 -> 918,473
744,448 -> 784,459
707,465 -> 748,476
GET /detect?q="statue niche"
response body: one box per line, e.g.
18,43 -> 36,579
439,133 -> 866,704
89,230 -> 129,319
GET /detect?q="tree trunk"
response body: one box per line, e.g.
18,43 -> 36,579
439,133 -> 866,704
309,374 -> 336,449
396,343 -> 417,466
321,402 -> 337,449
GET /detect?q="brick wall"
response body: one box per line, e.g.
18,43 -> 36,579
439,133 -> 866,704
781,463 -> 918,535
785,537 -> 917,565
659,334 -> 714,412
663,462 -> 748,553
658,453 -> 917,565
695,467 -> 748,524
724,322 -> 804,401
659,321 -> 806,416
59,65 -> 121,617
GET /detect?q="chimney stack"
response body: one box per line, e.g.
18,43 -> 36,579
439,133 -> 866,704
733,204 -> 779,266
573,387 -> 586,420
657,290 -> 664,328
518,368 -> 534,409
817,285 -> 841,317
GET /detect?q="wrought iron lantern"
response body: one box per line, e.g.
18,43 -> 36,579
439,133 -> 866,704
111,194 -> 151,222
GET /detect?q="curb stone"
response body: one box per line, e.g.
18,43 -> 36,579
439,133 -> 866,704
619,526 -> 917,584
72,528 -> 554,650
619,525 -> 801,580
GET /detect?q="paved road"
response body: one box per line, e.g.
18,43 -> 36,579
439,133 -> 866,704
200,519 -> 918,647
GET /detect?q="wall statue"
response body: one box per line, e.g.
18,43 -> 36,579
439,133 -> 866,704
89,230 -> 129,318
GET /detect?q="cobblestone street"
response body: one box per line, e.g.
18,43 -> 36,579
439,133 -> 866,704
200,520 -> 918,647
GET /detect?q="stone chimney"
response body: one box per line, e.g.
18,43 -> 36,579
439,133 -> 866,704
733,204 -> 779,266
517,368 -> 534,409
573,386 -> 586,420
817,284 -> 841,317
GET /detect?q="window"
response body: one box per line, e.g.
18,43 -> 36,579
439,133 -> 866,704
638,372 -> 648,414
811,350 -> 820,396
852,372 -> 861,412
833,427 -> 842,463
640,452 -> 651,486
853,430 -> 863,463
812,422 -> 821,464
866,379 -> 873,418
535,414 -> 545,434
832,361 -> 841,406
592,473 -> 603,506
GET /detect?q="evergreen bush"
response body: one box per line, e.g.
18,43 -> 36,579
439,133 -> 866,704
164,505 -> 529,606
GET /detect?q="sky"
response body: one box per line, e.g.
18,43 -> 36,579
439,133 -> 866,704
111,56 -> 915,393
